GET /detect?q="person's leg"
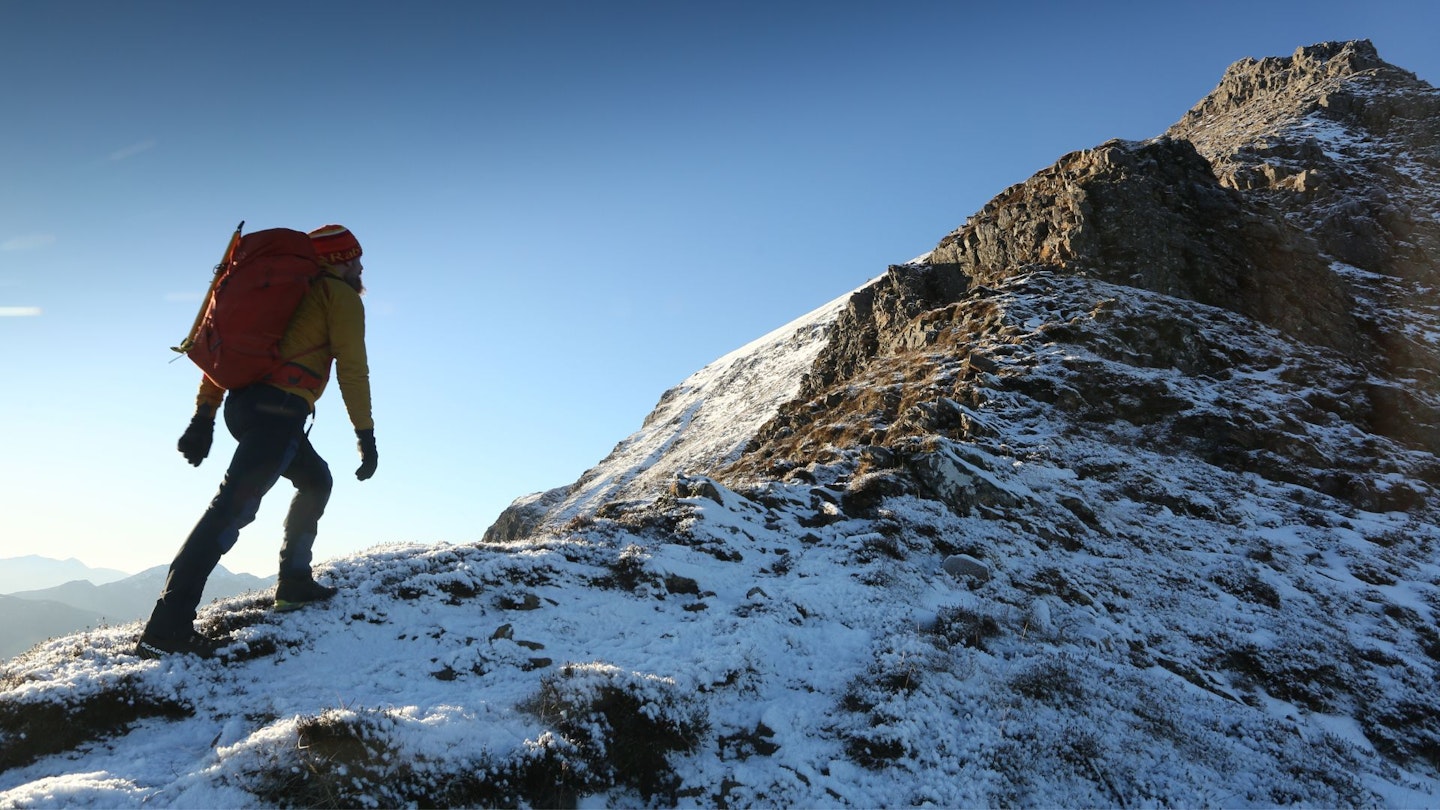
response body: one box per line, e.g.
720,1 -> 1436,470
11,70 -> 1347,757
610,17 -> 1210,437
277,435 -> 332,581
145,387 -> 306,638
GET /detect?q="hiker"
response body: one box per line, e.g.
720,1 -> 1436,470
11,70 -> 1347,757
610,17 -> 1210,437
136,224 -> 378,660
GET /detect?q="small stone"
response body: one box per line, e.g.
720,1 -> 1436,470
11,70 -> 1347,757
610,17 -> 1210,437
671,474 -> 725,504
665,574 -> 701,595
498,593 -> 542,611
943,554 -> 992,584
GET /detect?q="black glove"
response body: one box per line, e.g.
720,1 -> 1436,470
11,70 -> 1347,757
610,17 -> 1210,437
177,405 -> 215,467
355,428 -> 378,481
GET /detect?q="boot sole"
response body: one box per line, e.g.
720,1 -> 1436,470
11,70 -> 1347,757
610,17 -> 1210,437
135,639 -> 216,660
273,599 -> 332,612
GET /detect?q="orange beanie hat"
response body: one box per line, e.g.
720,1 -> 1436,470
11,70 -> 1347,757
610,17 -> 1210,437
308,224 -> 362,265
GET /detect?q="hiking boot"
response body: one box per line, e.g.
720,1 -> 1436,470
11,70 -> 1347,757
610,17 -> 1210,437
274,577 -> 338,612
135,627 -> 221,660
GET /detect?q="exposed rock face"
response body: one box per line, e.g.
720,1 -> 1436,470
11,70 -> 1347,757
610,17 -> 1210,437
497,39 -> 1439,545
735,39 -> 1440,487
736,270 -> 1440,516
927,136 -> 1360,356
482,486 -> 571,544
792,262 -> 968,398
1160,41 -> 1440,458
1168,40 -> 1440,283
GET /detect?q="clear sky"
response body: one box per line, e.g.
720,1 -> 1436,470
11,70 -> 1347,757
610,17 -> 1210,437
3,0 -> 1437,578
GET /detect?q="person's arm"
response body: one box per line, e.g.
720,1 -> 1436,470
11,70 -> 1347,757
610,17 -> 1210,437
196,375 -> 225,414
328,285 -> 373,432
329,283 -> 377,480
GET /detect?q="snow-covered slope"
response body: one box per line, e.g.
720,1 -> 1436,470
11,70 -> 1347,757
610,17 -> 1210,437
486,286 -> 860,539
6,278 -> 1438,807
2,40 -> 1438,808
4,415 -> 1436,808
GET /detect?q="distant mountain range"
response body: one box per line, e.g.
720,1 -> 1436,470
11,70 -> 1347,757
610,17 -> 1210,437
0,557 -> 272,659
0,555 -> 131,594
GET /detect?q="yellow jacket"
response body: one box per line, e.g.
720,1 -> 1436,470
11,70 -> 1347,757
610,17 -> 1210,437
197,267 -> 374,431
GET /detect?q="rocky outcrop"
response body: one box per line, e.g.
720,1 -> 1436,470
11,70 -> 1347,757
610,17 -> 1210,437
1163,39 -> 1440,448
483,486 -> 571,544
1168,39 -> 1440,283
492,40 -> 1440,539
792,262 -> 968,401
770,44 -> 1440,436
734,269 -> 1440,515
733,40 -> 1440,502
927,137 -> 1361,357
789,133 -> 1367,412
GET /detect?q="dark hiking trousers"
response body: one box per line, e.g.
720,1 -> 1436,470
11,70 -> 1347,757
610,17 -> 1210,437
146,384 -> 333,636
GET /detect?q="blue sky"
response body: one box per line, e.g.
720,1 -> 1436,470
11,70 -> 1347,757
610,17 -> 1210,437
3,1 -> 1437,577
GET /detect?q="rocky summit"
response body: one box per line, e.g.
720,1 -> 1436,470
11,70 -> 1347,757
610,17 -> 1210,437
728,39 -> 1440,497
3,40 -> 1439,808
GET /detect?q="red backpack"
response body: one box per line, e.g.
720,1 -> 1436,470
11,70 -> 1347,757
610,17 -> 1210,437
173,223 -> 325,391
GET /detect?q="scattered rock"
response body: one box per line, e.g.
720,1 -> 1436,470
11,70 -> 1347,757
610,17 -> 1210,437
671,474 -> 725,505
942,554 -> 993,585
498,593 -> 543,611
664,575 -> 701,596
842,471 -> 912,515
907,444 -> 1024,516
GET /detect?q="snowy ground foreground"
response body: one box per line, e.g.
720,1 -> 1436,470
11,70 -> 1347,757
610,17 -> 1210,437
2,273 -> 1438,808
533,284 -> 862,528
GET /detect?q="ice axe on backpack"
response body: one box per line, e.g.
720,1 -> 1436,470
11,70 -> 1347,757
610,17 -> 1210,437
171,220 -> 244,355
